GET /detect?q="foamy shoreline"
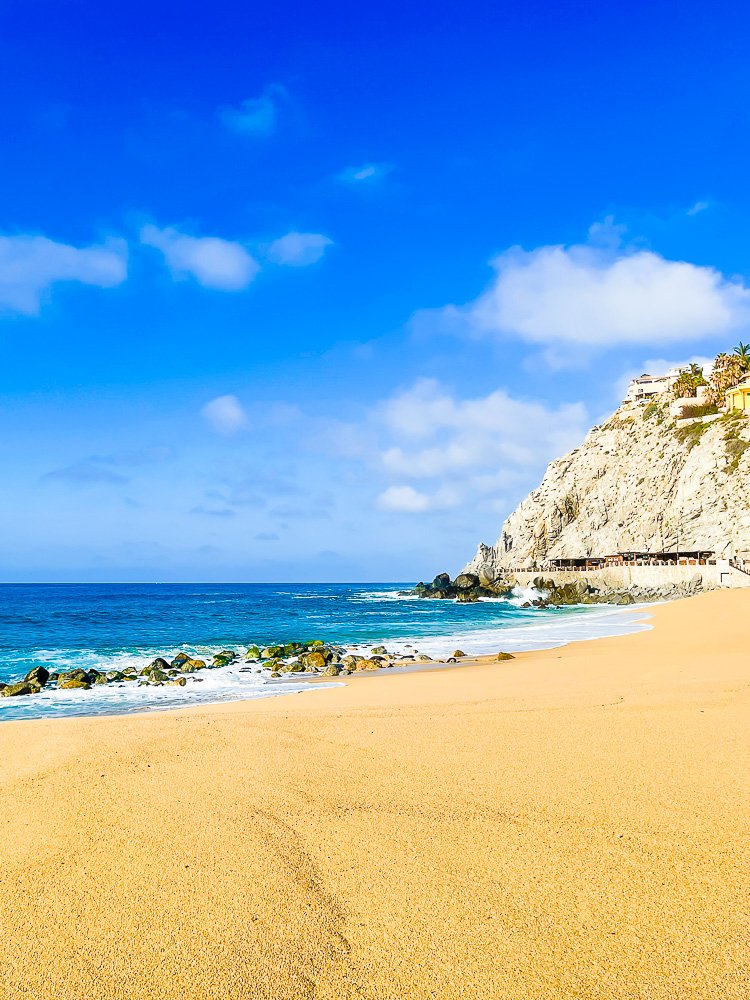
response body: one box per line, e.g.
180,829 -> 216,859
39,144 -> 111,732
0,600 -> 652,722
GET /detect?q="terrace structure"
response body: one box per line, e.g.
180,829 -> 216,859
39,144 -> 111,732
547,550 -> 715,570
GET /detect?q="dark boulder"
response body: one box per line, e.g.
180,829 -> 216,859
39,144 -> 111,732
432,572 -> 451,589
24,666 -> 50,687
453,573 -> 480,590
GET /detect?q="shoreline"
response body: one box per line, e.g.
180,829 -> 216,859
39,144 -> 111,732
0,599 -> 653,724
1,589 -> 748,998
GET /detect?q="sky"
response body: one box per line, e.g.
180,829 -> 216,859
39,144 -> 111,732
2,0 -> 750,582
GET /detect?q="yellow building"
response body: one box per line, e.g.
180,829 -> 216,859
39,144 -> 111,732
726,376 -> 750,412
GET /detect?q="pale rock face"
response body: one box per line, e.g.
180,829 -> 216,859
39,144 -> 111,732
464,400 -> 750,579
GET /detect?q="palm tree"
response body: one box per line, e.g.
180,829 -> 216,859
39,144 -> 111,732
733,342 -> 750,369
689,362 -> 703,376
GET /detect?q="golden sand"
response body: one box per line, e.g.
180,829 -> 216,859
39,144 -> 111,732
1,589 -> 748,999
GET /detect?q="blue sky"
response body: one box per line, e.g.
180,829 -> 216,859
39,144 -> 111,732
3,0 -> 750,581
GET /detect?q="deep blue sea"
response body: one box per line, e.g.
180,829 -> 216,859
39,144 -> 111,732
0,583 -> 648,721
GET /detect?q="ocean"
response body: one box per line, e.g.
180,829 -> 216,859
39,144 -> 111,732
0,583 -> 649,721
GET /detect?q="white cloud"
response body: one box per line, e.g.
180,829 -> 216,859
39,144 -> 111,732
267,231 -> 333,267
219,85 -> 285,136
443,226 -> 750,351
687,200 -> 710,216
376,485 -> 431,513
201,395 -> 249,435
0,234 -> 126,315
325,378 -> 589,514
141,225 -> 259,290
338,163 -> 392,184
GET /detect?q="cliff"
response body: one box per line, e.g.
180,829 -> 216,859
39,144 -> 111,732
464,398 -> 750,580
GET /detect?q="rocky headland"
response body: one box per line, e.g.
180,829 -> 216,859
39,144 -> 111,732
420,362 -> 750,605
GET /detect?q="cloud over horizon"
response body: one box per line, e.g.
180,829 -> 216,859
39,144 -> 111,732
0,234 -> 127,315
328,378 -> 589,514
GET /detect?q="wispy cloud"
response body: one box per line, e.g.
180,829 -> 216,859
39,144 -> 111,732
190,505 -> 237,518
254,531 -> 279,541
43,460 -> 129,486
0,234 -> 127,315
219,84 -> 287,136
266,231 -> 333,267
338,163 -> 392,185
141,224 -> 259,291
42,446 -> 173,487
687,200 -> 710,216
200,394 -> 249,435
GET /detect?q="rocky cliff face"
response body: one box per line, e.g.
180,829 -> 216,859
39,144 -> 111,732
464,399 -> 750,580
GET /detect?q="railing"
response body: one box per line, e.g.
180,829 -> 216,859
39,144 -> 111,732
729,558 -> 750,577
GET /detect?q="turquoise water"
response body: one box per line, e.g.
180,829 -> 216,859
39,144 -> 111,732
0,583 -> 647,721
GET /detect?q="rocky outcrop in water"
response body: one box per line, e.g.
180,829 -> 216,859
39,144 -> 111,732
0,638 -> 469,703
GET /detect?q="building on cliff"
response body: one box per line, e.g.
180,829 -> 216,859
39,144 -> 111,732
726,375 -> 750,413
626,368 -> 689,402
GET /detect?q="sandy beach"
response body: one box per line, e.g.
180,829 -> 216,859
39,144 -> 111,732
1,589 -> 748,999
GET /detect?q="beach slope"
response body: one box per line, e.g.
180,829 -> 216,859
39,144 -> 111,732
1,590 -> 748,998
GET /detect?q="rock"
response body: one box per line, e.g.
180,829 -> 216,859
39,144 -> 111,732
452,650 -> 466,658
106,670 -> 125,682
167,677 -> 187,687
300,650 -> 330,670
24,666 -> 49,687
453,573 -> 480,590
270,671 -> 281,678
261,645 -> 283,658
496,651 -> 515,661
212,650 -> 237,667
416,654 -> 433,662
245,645 -> 261,660
432,572 -> 451,589
1,680 -> 40,697
371,645 -> 387,654
93,674 -> 109,685
288,661 -> 306,673
323,663 -> 342,676
456,592 -> 479,603
355,659 -> 380,671
147,657 -> 171,672
57,669 -> 91,685
58,679 -> 90,690
342,654 -> 359,668
171,653 -> 191,668
182,658 -> 206,672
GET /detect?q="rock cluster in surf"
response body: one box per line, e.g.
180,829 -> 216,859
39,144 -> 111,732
0,639 -> 449,700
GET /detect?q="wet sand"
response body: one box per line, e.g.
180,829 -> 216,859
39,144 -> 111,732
1,589 -> 748,998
